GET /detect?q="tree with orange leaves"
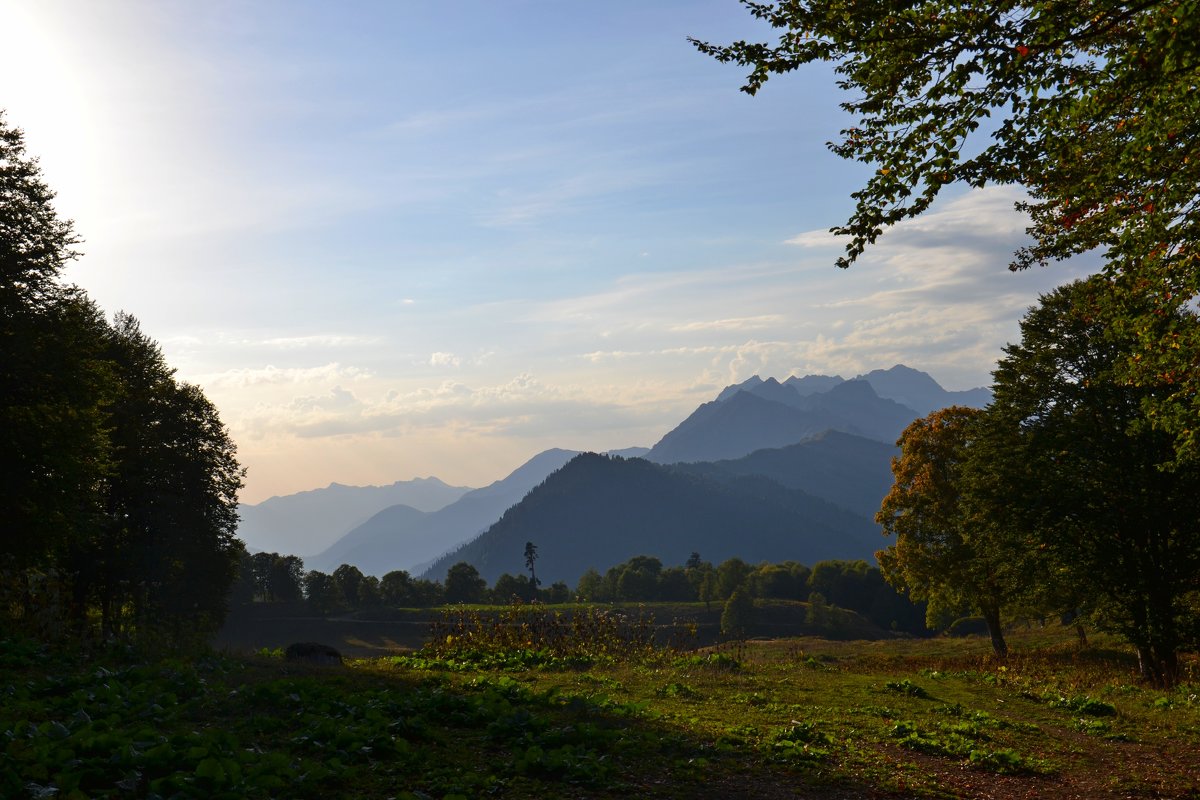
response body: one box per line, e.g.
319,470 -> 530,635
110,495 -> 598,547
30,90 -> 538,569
876,406 -> 1018,657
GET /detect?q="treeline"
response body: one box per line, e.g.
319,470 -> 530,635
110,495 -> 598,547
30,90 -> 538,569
575,554 -> 928,635
236,551 -> 929,636
1,114 -> 243,649
232,553 -> 571,613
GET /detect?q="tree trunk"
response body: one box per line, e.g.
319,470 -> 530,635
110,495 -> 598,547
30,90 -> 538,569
1074,623 -> 1088,648
981,602 -> 1008,658
1137,644 -> 1180,688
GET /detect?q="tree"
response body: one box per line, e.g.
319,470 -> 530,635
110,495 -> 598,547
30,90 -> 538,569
1,112 -> 111,581
983,278 -> 1200,685
693,3 -> 1200,465
699,570 -> 720,612
575,568 -> 606,602
657,567 -> 697,601
332,564 -> 365,610
81,313 -> 243,643
523,541 -> 540,600
380,570 -> 414,606
492,573 -> 533,604
543,581 -> 571,604
615,556 -> 662,601
444,562 -> 486,605
269,555 -> 305,603
357,575 -> 381,609
303,570 -> 340,615
751,562 -> 809,600
716,558 -> 751,600
876,406 -> 1019,656
721,589 -> 756,639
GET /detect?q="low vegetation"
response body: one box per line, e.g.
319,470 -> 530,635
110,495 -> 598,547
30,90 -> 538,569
5,618 -> 1198,799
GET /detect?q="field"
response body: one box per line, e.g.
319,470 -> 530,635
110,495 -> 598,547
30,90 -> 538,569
4,607 -> 1199,799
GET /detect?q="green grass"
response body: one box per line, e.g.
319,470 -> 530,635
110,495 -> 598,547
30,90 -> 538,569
3,626 -> 1198,799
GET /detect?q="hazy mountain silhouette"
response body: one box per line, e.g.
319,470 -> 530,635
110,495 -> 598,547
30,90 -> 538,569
420,452 -> 881,586
236,477 -> 472,556
647,379 -> 915,464
784,373 -> 846,396
856,364 -> 992,414
648,366 -> 989,464
675,430 -> 896,520
308,448 -> 580,575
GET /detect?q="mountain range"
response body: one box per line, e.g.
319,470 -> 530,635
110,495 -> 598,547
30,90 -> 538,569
419,442 -> 889,586
304,448 -> 580,575
236,477 -> 472,556
235,364 -> 990,579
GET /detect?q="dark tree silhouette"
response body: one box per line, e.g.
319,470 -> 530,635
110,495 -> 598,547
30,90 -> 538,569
523,541 -> 540,599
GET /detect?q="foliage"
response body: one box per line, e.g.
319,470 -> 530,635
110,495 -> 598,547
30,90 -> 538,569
876,407 -> 1017,655
523,540 -> 540,596
444,562 -> 487,605
1,113 -> 243,648
424,602 -> 668,667
303,570 -> 340,615
246,553 -> 304,603
983,278 -> 1200,685
720,590 -> 756,639
3,626 -> 1198,798
693,1 -> 1200,468
688,0 -> 1200,277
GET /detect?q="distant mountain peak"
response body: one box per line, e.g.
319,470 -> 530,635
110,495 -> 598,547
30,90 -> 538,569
647,365 -> 990,466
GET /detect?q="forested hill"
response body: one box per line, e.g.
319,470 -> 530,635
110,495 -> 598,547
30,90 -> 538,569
421,452 -> 880,585
673,430 -> 896,520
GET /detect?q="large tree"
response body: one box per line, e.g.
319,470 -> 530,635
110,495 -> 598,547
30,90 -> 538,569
693,1 -> 1200,461
876,406 -> 1021,656
80,313 -> 244,642
985,277 -> 1200,685
1,113 -> 112,578
1,111 -> 244,646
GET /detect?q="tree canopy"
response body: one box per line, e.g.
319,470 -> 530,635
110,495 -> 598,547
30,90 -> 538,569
694,1 -> 1200,462
1,111 -> 243,648
692,1 -> 1198,273
983,277 -> 1200,685
876,406 -> 1017,656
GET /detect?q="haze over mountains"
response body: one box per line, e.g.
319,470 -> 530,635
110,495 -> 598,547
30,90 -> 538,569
305,448 -> 580,575
236,478 -> 472,556
235,365 -> 991,579
420,434 -> 894,586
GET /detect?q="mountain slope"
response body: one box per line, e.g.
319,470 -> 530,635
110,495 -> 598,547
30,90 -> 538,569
856,364 -> 992,414
236,477 -> 472,556
675,430 -> 896,519
307,448 -> 580,575
648,366 -> 990,466
646,392 -> 832,464
421,453 -> 881,586
646,379 -> 916,464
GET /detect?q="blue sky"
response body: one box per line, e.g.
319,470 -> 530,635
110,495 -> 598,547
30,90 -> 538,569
2,1 -> 1093,502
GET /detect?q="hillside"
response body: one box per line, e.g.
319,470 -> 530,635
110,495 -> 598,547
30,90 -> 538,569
647,379 -> 915,464
307,448 -> 580,575
674,429 -> 896,519
421,452 -> 880,585
236,477 -> 473,556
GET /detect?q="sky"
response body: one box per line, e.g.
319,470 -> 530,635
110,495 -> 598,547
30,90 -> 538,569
1,1 -> 1094,503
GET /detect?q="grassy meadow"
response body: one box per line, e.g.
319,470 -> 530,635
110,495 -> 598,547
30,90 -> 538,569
3,604 -> 1199,799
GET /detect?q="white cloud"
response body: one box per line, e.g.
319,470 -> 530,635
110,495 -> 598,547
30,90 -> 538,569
670,315 -> 785,333
194,363 -> 372,389
784,229 -> 841,248
429,352 -> 461,368
260,334 -> 382,349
